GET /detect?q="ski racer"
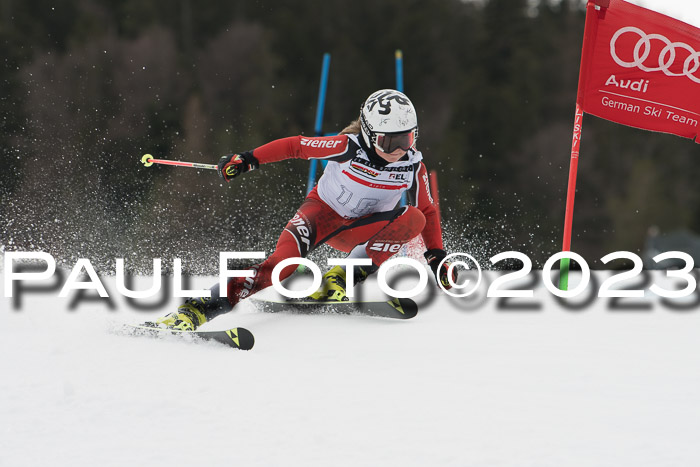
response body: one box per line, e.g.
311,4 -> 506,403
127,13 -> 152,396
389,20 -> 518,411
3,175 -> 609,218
157,89 -> 455,330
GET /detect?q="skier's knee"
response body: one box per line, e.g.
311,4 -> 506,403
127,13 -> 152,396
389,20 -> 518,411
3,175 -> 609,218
402,206 -> 426,235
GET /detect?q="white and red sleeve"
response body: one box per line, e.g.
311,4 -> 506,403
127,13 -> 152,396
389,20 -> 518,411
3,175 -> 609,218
414,162 -> 444,251
251,135 -> 353,164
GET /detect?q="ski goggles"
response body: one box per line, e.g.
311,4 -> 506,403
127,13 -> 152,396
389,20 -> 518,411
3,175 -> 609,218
373,129 -> 417,153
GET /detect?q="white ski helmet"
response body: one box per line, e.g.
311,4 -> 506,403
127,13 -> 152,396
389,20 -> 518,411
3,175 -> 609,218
360,89 -> 418,154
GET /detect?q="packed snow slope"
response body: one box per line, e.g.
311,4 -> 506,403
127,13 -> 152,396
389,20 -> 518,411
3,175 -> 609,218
2,271 -> 700,467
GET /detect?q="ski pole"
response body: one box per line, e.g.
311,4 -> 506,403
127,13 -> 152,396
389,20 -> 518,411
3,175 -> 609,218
140,154 -> 217,170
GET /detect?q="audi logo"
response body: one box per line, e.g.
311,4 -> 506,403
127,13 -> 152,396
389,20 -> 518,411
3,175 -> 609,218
610,26 -> 700,84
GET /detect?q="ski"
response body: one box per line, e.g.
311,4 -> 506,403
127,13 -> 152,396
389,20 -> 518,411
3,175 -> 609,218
251,297 -> 418,319
116,323 -> 255,350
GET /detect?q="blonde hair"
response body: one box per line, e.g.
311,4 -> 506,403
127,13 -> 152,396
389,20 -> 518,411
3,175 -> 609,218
339,117 -> 361,135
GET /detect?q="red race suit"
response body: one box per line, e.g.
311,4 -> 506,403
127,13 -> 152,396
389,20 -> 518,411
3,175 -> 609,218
224,133 -> 445,308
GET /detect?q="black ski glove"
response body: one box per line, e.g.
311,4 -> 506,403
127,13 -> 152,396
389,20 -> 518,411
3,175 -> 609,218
217,151 -> 259,182
424,248 -> 456,290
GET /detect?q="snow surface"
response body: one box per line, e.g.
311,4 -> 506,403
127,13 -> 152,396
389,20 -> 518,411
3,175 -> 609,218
2,271 -> 700,467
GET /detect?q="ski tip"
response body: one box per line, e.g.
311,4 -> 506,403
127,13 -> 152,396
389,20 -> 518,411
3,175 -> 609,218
389,297 -> 418,319
228,327 -> 255,350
